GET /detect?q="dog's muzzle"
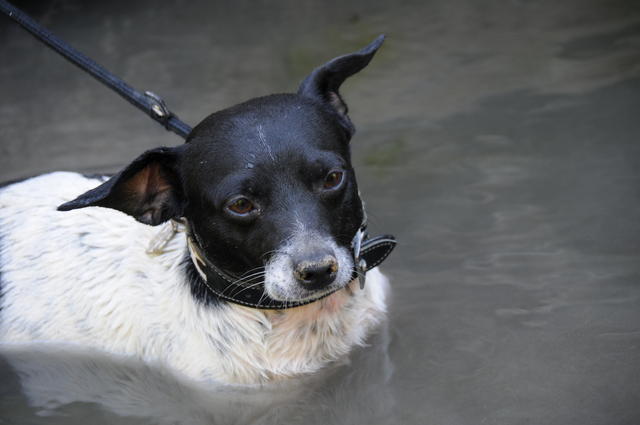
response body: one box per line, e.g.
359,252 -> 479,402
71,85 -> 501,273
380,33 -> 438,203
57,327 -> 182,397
153,218 -> 396,310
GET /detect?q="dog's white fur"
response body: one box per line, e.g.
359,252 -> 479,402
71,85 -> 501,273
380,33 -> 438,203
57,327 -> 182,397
0,172 -> 389,384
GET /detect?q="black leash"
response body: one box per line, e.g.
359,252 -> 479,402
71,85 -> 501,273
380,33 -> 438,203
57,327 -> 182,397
0,0 -> 192,139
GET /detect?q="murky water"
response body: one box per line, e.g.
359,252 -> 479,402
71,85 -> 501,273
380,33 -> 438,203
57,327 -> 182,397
1,0 -> 640,424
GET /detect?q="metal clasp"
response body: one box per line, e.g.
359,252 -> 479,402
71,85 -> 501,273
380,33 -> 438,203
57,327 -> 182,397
357,258 -> 367,289
144,91 -> 172,126
351,226 -> 368,289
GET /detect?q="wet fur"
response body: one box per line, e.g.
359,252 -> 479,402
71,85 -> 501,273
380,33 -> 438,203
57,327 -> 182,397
0,173 -> 388,383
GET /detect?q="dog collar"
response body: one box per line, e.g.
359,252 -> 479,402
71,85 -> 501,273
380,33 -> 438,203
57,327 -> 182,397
179,221 -> 396,310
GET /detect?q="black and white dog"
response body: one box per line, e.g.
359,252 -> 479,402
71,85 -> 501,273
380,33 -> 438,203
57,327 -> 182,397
0,36 -> 394,384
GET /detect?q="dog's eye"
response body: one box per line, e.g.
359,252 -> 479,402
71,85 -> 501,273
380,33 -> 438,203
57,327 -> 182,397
323,171 -> 344,190
226,197 -> 255,215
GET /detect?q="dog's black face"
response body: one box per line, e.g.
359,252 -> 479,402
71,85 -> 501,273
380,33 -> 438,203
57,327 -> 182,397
59,36 -> 383,303
181,95 -> 364,300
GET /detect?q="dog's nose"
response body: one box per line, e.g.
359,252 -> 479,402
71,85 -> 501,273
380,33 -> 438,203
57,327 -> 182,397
293,254 -> 338,289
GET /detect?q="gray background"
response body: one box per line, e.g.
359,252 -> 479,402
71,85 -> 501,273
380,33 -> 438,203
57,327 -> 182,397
1,0 -> 639,424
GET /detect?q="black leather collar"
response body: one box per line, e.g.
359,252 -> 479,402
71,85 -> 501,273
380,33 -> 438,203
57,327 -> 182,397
185,222 -> 396,310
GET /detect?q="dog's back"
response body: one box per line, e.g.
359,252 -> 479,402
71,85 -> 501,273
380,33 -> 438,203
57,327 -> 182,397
0,172 -> 187,347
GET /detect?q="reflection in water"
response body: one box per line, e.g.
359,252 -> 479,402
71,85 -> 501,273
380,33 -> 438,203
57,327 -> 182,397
0,324 -> 393,425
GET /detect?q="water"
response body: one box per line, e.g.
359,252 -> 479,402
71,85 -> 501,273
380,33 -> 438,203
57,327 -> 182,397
1,0 -> 639,424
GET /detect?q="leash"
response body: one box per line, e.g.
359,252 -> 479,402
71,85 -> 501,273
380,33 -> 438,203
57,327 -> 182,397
0,0 -> 192,139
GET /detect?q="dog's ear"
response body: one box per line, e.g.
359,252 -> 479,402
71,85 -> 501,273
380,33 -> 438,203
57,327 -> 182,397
58,146 -> 185,226
298,34 -> 384,137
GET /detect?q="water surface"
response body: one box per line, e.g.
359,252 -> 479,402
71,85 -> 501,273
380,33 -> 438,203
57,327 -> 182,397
1,0 -> 639,424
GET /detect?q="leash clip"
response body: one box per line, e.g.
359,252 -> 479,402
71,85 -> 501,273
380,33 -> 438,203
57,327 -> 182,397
144,91 -> 173,127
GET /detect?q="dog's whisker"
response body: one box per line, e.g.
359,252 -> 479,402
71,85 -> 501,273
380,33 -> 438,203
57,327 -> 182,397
237,266 -> 266,278
234,270 -> 266,283
259,249 -> 286,260
255,285 -> 270,309
220,274 -> 266,297
228,280 -> 266,298
240,264 -> 266,273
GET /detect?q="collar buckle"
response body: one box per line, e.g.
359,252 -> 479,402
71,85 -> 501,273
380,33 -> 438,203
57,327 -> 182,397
357,258 -> 367,289
351,226 -> 368,289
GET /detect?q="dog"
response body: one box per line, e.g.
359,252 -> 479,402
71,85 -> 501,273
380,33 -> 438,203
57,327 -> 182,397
0,35 -> 394,384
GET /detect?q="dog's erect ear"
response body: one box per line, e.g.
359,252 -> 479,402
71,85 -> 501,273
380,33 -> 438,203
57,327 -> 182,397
58,146 -> 185,226
298,34 -> 384,136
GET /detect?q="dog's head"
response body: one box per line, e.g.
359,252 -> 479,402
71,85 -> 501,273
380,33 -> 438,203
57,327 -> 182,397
59,36 -> 384,304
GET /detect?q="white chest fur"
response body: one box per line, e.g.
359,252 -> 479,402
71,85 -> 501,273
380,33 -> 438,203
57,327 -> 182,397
0,172 -> 389,384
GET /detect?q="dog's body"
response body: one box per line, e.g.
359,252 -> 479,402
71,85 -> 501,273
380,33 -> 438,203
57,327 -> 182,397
0,172 -> 389,383
0,37 -> 392,384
